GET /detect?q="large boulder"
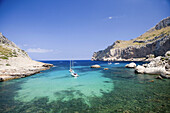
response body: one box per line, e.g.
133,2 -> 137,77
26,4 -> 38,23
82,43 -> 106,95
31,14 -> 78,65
91,65 -> 101,68
144,67 -> 166,75
125,62 -> 136,68
135,65 -> 145,74
135,65 -> 166,75
165,51 -> 170,57
135,51 -> 170,76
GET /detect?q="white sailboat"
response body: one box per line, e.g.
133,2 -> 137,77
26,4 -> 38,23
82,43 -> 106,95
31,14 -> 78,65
69,60 -> 79,77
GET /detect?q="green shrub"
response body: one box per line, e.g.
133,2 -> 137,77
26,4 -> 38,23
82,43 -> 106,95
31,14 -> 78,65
0,56 -> 8,59
145,37 -> 149,39
6,63 -> 10,66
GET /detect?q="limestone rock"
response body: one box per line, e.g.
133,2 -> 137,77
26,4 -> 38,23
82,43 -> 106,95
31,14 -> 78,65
155,17 -> 170,30
91,65 -> 101,68
144,67 -> 166,75
125,62 -> 136,68
0,33 -> 53,82
135,65 -> 145,74
43,64 -> 54,68
155,76 -> 163,79
135,52 -> 170,76
165,51 -> 170,57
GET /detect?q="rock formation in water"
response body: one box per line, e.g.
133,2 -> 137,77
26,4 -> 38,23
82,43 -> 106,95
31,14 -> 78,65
92,17 -> 170,61
125,62 -> 136,68
135,51 -> 170,78
0,33 -> 53,81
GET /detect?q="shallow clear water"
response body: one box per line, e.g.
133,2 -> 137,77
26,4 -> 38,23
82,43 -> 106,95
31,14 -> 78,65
0,60 -> 169,113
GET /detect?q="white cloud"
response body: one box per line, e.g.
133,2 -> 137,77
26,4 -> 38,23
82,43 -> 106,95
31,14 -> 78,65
108,15 -> 125,20
26,48 -> 53,53
108,16 -> 112,19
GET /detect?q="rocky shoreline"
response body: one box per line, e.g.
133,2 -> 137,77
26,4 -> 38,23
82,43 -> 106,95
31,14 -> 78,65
125,51 -> 170,79
0,65 -> 53,82
0,33 -> 54,82
92,57 -> 153,62
0,57 -> 53,82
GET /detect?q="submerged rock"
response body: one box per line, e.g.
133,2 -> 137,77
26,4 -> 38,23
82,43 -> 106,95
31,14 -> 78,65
148,80 -> 154,82
155,76 -> 163,79
104,68 -> 109,70
160,73 -> 170,79
125,62 -> 136,68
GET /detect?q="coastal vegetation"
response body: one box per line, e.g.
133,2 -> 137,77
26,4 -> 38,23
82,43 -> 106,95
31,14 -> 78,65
114,26 -> 170,48
0,45 -> 13,59
0,46 -> 19,59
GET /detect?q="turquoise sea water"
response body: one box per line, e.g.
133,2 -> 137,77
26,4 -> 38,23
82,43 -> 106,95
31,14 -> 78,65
0,60 -> 169,113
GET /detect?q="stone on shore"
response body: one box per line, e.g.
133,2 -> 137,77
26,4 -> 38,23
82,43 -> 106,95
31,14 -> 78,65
125,62 -> 136,68
91,65 -> 101,68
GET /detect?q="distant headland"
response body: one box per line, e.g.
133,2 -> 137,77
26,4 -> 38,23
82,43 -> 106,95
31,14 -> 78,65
92,17 -> 170,61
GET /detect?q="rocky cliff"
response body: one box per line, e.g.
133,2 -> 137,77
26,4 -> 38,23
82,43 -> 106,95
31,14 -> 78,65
0,33 -> 29,59
0,33 -> 53,81
92,17 -> 170,61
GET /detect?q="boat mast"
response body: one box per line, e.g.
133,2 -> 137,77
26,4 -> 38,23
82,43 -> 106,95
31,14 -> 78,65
70,60 -> 71,70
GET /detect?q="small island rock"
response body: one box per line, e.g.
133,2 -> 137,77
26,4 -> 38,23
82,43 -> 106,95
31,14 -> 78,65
125,62 -> 136,68
91,65 -> 101,68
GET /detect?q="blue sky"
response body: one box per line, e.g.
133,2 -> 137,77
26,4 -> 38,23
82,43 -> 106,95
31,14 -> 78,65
0,0 -> 169,60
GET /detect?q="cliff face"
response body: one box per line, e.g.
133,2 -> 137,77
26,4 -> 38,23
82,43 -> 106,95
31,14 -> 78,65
0,33 -> 53,81
92,17 -> 170,61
